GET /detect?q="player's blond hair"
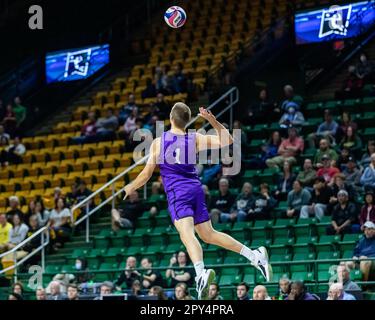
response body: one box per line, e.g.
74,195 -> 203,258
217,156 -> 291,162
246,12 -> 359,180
170,102 -> 191,129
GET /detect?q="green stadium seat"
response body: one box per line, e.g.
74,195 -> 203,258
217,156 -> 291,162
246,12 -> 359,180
342,250 -> 353,259
274,218 -> 296,228
342,234 -> 362,243
253,220 -> 274,228
61,265 -> 75,273
45,265 -> 60,274
103,247 -> 127,263
218,275 -> 236,286
295,236 -> 318,246
291,271 -> 314,282
350,269 -> 362,281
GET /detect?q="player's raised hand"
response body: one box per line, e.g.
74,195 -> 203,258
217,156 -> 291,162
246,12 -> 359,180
198,107 -> 216,122
122,184 -> 134,200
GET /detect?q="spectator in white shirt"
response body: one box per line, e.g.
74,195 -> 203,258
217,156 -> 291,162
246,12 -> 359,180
6,136 -> 26,164
48,198 -> 71,250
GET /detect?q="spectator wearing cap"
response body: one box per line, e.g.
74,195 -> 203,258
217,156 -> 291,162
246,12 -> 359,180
359,191 -> 375,230
360,153 -> 375,192
326,190 -> 358,235
342,156 -> 362,191
300,176 -> 332,220
313,139 -> 339,167
236,282 -> 250,300
5,196 -> 23,223
336,264 -> 361,292
296,159 -> 317,188
266,127 -> 304,169
308,109 -> 339,149
327,283 -> 356,300
286,180 -> 311,218
347,221 -> 375,281
278,102 -> 305,130
252,285 -> 272,300
280,85 -> 304,112
316,154 -> 340,185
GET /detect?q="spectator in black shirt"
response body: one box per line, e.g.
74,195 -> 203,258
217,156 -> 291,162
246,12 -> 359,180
236,282 -> 251,300
250,183 -> 277,221
328,173 -> 358,214
114,256 -> 141,290
209,178 -> 236,224
153,93 -> 170,119
327,190 -> 358,235
73,181 -> 93,208
300,176 -> 332,220
166,251 -> 193,288
245,88 -> 278,125
140,257 -> 163,289
111,191 -> 145,231
6,196 -> 23,223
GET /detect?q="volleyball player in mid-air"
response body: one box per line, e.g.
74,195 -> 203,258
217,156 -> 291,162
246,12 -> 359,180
122,103 -> 272,300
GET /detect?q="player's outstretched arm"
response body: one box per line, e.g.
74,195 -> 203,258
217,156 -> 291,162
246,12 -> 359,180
122,138 -> 160,200
196,107 -> 233,151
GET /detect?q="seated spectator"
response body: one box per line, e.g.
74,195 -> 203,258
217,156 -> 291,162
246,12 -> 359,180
4,213 -> 29,250
2,104 -> 17,137
339,126 -> 363,159
0,213 -> 12,252
286,180 -> 311,218
139,257 -> 163,289
72,111 -> 97,144
313,139 -> 339,168
209,178 -> 236,224
308,109 -> 338,148
274,161 -> 296,201
266,127 -> 304,168
165,251 -> 193,288
119,94 -> 138,124
328,173 -> 358,214
148,286 -> 168,300
327,283 -> 355,300
316,154 -> 340,185
359,191 -> 375,230
153,93 -> 170,119
300,176 -> 332,220
250,183 -> 277,221
22,215 -> 42,253
46,272 -> 74,295
336,264 -> 361,292
6,196 -> 23,223
208,283 -> 224,300
252,285 -> 271,300
171,64 -> 187,94
12,282 -> 24,299
119,108 -> 138,139
286,281 -> 319,300
246,88 -> 280,125
246,131 -> 281,169
33,200 -> 51,227
131,280 -> 143,297
336,65 -> 364,99
96,108 -> 118,140
74,257 -> 91,284
236,282 -> 250,300
360,140 -> 375,169
93,281 -> 114,300
47,281 -> 67,300
174,282 -> 193,300
337,147 -> 352,172
67,284 -> 79,301
13,97 -> 27,129
0,125 -> 10,141
327,190 -> 358,235
198,155 -> 222,186
342,156 -> 362,191
114,256 -> 141,290
0,135 -> 10,166
296,159 -> 317,188
274,277 -> 291,300
346,221 -> 375,281
141,78 -> 157,99
111,190 -> 145,231
36,287 -> 47,300
224,182 -> 255,222
71,181 -> 93,207
278,102 -> 305,130
143,114 -> 159,136
48,198 -> 71,250
155,65 -> 172,95
6,136 -> 26,165
360,153 -> 375,192
280,84 -> 304,112
356,53 -> 375,83
336,111 -> 358,143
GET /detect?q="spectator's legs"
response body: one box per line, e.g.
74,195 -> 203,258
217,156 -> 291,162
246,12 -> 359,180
209,209 -> 221,224
326,225 -> 336,235
111,209 -> 133,230
359,256 -> 372,281
314,204 -> 326,221
220,213 -> 231,223
237,210 -> 247,222
307,133 -> 317,149
300,205 -> 311,219
266,156 -> 284,168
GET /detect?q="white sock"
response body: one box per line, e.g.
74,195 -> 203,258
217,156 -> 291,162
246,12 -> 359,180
194,261 -> 205,278
240,245 -> 256,263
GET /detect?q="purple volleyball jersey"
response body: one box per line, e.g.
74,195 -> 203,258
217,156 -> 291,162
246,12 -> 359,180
159,131 -> 210,225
